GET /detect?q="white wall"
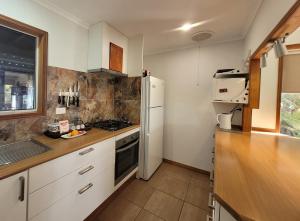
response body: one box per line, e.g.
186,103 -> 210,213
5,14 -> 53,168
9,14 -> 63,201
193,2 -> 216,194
144,41 -> 244,171
243,0 -> 296,58
0,0 -> 88,72
252,49 -> 278,129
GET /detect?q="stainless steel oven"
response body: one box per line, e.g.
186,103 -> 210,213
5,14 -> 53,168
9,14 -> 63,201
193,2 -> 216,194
115,131 -> 139,185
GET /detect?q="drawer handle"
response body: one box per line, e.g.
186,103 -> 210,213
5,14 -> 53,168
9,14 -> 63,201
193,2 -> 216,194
78,183 -> 93,195
78,165 -> 94,175
18,176 -> 25,202
208,192 -> 215,208
79,147 -> 94,156
206,215 -> 213,221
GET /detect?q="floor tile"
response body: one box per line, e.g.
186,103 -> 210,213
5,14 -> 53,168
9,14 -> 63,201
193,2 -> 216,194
159,163 -> 192,182
179,203 -> 208,221
96,198 -> 141,221
144,190 -> 183,221
185,184 -> 210,211
119,179 -> 154,207
153,175 -> 189,200
190,172 -> 210,190
135,209 -> 164,221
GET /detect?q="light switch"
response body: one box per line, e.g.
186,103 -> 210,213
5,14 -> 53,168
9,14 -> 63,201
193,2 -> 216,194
56,107 -> 66,115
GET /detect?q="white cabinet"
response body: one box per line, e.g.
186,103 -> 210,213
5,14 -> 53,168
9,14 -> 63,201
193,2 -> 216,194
30,166 -> 114,221
0,171 -> 28,221
28,137 -> 115,221
88,21 -> 128,73
212,201 -> 237,221
219,205 -> 237,221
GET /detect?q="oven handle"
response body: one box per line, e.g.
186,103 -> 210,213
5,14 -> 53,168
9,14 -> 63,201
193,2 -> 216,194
116,139 -> 139,153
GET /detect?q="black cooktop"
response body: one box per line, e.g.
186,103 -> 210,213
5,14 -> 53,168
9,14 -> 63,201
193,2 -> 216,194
93,119 -> 133,131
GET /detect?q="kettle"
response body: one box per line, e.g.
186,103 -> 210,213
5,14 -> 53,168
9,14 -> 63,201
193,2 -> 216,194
216,113 -> 233,130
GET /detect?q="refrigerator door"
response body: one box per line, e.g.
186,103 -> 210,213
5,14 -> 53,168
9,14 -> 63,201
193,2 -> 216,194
149,76 -> 164,108
144,106 -> 164,180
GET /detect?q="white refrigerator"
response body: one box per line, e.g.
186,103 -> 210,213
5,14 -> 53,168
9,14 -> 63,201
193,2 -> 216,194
139,76 -> 164,180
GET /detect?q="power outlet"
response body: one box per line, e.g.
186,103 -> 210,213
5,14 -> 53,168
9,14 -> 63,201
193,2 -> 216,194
56,107 -> 66,115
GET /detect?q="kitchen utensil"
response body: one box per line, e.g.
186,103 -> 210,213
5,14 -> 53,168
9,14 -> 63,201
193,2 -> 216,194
62,89 -> 65,105
58,89 -> 62,104
72,83 -> 76,105
216,113 -> 233,130
76,81 -> 80,107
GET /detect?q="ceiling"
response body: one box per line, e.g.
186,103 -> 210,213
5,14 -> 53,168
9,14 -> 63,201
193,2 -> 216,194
35,0 -> 263,55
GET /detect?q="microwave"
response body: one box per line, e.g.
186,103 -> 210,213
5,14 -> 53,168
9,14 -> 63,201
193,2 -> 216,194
212,78 -> 249,104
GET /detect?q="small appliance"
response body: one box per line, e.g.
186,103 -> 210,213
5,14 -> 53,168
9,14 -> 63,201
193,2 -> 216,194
217,113 -> 233,130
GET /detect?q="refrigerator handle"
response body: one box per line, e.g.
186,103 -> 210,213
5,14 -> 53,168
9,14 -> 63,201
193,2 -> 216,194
147,107 -> 150,134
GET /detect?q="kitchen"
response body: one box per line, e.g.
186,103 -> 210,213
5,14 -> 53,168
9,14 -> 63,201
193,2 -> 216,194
1,0 -> 300,221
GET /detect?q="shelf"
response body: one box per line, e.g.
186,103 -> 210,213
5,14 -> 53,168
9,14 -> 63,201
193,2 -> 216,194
212,100 -> 248,104
88,68 -> 128,77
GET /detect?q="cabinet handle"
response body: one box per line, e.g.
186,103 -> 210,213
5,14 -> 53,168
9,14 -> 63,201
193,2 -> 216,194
78,183 -> 93,195
78,165 -> 94,175
206,215 -> 213,221
208,192 -> 215,208
18,176 -> 25,202
79,147 -> 94,156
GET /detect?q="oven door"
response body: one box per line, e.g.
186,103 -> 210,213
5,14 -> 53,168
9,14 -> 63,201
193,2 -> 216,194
115,139 -> 139,185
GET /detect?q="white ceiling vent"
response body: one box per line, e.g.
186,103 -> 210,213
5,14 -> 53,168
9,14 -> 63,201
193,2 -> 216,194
191,31 -> 213,42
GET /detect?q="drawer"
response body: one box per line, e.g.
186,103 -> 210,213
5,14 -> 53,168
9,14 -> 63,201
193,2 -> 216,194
29,166 -> 114,221
29,137 -> 114,193
28,150 -> 114,219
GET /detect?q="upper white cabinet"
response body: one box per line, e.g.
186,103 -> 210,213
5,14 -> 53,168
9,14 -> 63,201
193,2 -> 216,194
128,35 -> 144,77
88,22 -> 128,73
88,21 -> 144,76
0,170 -> 28,221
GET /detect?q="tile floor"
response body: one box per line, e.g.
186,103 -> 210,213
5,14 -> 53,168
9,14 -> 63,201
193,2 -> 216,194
96,162 -> 210,221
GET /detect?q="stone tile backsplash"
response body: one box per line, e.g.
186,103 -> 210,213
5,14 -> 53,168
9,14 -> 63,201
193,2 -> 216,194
0,66 -> 141,145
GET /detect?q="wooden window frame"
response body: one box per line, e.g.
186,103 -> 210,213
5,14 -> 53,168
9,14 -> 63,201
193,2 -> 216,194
0,14 -> 48,120
243,1 -> 300,132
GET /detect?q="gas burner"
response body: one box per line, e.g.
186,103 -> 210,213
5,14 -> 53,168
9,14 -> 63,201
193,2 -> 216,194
93,119 -> 133,131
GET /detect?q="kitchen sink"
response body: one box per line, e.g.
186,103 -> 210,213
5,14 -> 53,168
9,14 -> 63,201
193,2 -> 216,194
0,140 -> 50,166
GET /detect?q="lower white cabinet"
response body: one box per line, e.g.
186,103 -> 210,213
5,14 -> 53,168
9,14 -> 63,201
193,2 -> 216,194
28,137 -> 115,221
0,171 -> 28,221
30,165 -> 114,221
213,201 -> 237,221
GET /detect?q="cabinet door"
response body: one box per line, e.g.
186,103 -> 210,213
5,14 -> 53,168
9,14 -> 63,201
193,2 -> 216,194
30,166 -> 114,221
109,42 -> 123,72
220,205 -> 237,221
0,171 -> 28,221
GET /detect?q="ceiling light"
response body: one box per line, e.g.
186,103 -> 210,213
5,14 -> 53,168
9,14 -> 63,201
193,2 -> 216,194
260,53 -> 267,68
274,39 -> 287,58
177,22 -> 205,31
179,23 -> 193,31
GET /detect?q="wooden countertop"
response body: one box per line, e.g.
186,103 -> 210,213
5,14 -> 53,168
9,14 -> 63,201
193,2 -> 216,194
0,125 -> 140,180
214,130 -> 300,221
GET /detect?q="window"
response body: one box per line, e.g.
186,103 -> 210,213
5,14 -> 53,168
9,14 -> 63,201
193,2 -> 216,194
280,93 -> 300,137
0,15 -> 47,119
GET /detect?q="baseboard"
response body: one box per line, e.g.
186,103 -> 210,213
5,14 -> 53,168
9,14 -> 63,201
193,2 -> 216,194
163,159 -> 210,175
84,172 -> 136,221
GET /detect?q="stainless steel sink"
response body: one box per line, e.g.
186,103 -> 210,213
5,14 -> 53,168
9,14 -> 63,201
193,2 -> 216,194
0,140 -> 50,166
